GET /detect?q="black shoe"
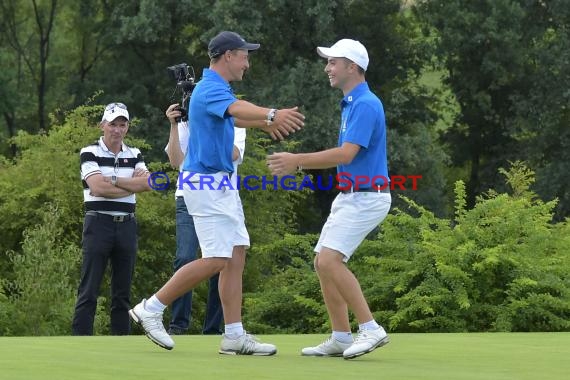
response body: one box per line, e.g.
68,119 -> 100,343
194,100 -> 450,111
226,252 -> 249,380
168,327 -> 187,335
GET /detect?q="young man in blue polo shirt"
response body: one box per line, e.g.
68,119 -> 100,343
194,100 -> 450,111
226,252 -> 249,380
267,39 -> 391,359
129,31 -> 305,354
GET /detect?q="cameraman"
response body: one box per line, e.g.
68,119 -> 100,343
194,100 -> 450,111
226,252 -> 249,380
130,31 -> 304,354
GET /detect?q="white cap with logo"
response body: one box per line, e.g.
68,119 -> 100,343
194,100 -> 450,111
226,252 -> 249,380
101,102 -> 130,122
316,39 -> 369,71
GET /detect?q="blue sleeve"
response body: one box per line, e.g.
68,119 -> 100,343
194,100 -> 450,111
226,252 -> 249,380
342,102 -> 378,149
205,86 -> 238,119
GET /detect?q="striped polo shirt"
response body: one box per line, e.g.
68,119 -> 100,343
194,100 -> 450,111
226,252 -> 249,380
80,136 -> 148,213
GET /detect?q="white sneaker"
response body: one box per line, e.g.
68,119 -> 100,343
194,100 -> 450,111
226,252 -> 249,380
343,327 -> 389,359
301,336 -> 352,357
219,332 -> 277,356
129,299 -> 174,350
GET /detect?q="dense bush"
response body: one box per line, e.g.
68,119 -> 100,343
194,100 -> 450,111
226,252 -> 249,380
243,233 -> 324,334
4,205 -> 79,335
0,104 -> 568,335
245,163 -> 570,333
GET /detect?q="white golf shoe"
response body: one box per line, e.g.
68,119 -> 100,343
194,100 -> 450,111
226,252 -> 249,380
343,327 -> 389,359
129,299 -> 174,350
301,336 -> 352,357
219,332 -> 277,356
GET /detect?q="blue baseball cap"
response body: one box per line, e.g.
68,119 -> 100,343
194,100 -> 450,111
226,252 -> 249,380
208,31 -> 260,59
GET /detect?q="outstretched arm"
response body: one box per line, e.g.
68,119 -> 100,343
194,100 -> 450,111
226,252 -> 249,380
230,100 -> 305,140
266,143 -> 361,176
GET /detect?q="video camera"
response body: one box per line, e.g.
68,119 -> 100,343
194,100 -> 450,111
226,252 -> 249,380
167,63 -> 196,122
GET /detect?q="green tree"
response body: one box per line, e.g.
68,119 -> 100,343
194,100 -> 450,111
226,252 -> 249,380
0,0 -> 202,161
0,0 -> 58,135
416,0 -> 570,220
508,1 -> 570,220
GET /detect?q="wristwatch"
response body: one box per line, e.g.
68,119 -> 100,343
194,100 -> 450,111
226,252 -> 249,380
266,108 -> 277,123
111,175 -> 117,186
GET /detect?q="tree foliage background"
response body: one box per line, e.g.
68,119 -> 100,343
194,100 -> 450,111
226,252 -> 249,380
0,0 -> 568,335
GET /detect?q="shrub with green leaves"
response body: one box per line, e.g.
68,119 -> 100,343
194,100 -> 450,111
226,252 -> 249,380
244,162 -> 570,333
243,233 -> 326,334
6,204 -> 79,335
352,162 -> 570,332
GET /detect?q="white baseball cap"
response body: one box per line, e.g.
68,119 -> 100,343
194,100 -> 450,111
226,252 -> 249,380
317,39 -> 369,71
101,102 -> 130,122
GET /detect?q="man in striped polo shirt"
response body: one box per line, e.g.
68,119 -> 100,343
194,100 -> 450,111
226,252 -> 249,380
72,102 -> 151,335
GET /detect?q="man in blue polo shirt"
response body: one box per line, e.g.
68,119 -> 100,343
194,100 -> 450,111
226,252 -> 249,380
130,31 -> 305,355
267,39 -> 391,360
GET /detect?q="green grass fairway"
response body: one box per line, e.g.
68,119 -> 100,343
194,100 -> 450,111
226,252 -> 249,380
1,333 -> 568,380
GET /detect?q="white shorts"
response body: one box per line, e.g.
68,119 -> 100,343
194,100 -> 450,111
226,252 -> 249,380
314,192 -> 391,262
182,172 -> 241,258
233,192 -> 250,248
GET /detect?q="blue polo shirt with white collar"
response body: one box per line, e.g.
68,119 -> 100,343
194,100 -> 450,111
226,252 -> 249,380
337,82 -> 389,188
183,68 -> 237,174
